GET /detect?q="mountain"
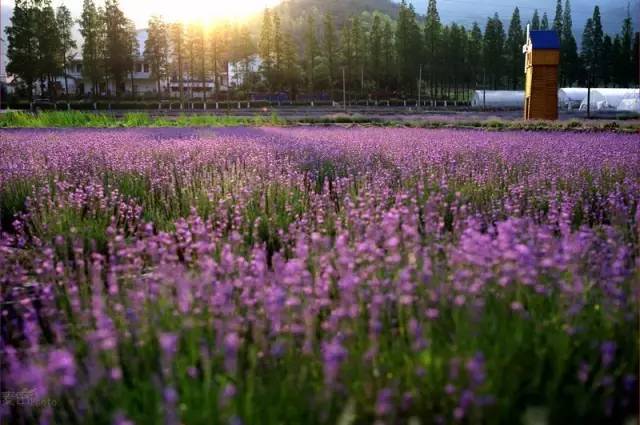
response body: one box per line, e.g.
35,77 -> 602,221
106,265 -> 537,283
274,0 -> 401,28
273,0 -> 638,36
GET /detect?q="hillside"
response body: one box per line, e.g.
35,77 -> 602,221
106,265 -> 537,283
274,0 -> 401,28
273,0 -> 638,36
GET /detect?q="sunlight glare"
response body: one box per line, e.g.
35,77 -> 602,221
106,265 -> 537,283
151,0 -> 282,23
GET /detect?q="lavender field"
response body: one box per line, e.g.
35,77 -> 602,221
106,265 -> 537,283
1,127 -> 638,424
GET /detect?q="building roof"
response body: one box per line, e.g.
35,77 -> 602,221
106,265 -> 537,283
530,31 -> 560,50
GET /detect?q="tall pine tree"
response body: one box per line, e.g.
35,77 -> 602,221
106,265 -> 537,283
259,8 -> 273,85
5,0 -> 40,101
303,15 -> 318,96
553,0 -> 563,35
483,14 -> 506,89
369,14 -> 383,91
79,0 -> 104,95
560,0 -> 580,86
56,5 -> 76,98
424,0 -> 441,97
619,5 -> 634,85
145,16 -> 169,98
531,10 -> 540,30
541,12 -> 549,30
506,7 -> 524,90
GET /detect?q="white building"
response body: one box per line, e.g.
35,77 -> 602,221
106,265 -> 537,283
53,57 -> 235,99
228,55 -> 262,88
57,57 -> 158,97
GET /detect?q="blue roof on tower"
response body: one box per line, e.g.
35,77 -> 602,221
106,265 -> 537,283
530,31 -> 560,49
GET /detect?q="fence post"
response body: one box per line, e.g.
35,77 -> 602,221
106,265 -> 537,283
216,102 -> 219,109
204,102 -> 207,111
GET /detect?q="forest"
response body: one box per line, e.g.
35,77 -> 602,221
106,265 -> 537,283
5,0 -> 639,101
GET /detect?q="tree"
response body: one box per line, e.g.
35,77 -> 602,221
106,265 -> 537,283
424,0 -> 441,97
340,21 -> 353,98
380,19 -> 395,91
541,12 -> 549,30
234,25 -> 256,90
350,16 -> 365,98
145,16 -> 169,98
281,31 -> 300,99
37,1 -> 62,98
369,14 -> 383,91
185,23 -> 196,99
124,19 -> 138,97
633,33 -> 640,86
208,24 -> 229,100
611,35 -> 624,86
560,0 -> 580,86
506,7 -> 524,90
589,6 -> 604,84
601,34 -> 613,86
619,5 -> 635,85
303,15 -> 318,95
531,10 -> 540,30
272,13 -> 283,90
323,12 -> 338,97
79,0 -> 104,96
467,22 -> 483,90
103,0 -> 133,96
169,23 -> 186,100
259,8 -> 273,85
552,0 -> 563,35
396,0 -> 422,93
5,0 -> 40,101
186,24 -> 207,101
446,23 -> 467,99
56,5 -> 76,98
483,14 -> 506,89
581,18 -> 594,84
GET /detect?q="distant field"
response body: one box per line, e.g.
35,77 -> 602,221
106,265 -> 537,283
1,127 -> 638,424
1,110 -> 639,132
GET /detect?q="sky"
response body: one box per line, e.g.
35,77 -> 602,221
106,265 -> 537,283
2,0 -> 282,27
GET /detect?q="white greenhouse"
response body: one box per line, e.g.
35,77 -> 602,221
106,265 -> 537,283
471,90 -> 524,109
579,88 -> 640,111
558,88 -> 589,110
617,97 -> 640,113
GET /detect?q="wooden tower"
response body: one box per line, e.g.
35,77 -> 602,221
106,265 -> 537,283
523,28 -> 560,120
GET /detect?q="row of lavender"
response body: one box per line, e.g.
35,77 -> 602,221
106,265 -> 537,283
1,128 -> 638,424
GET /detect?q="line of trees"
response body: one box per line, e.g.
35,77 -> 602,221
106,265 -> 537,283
5,0 -> 640,102
5,0 -> 76,101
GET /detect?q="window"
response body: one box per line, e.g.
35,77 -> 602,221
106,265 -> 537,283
76,64 -> 83,73
136,63 -> 143,73
144,64 -> 150,73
